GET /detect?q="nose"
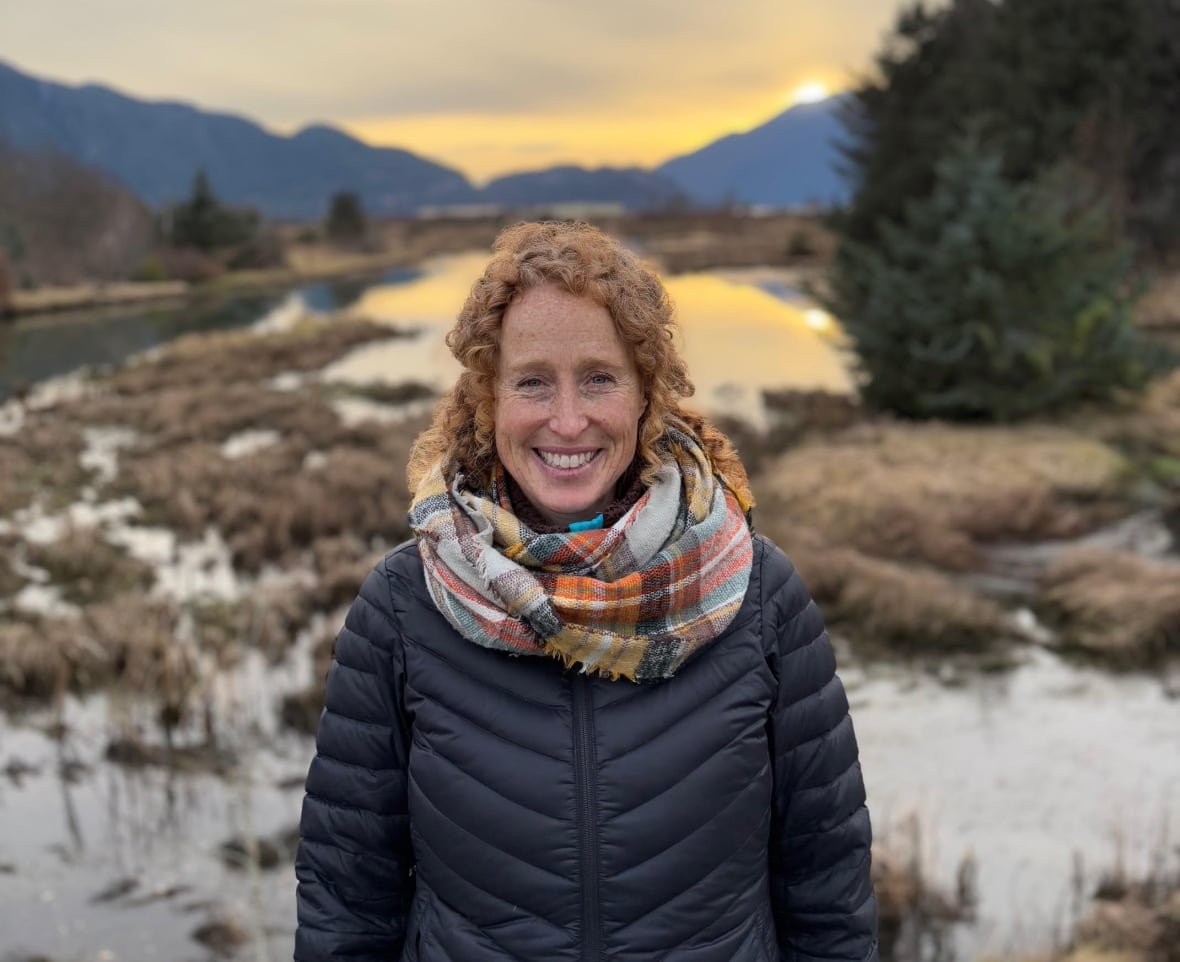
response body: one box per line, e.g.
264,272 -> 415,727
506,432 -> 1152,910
548,386 -> 589,438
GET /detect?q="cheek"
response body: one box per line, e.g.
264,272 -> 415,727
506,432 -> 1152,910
494,400 -> 534,448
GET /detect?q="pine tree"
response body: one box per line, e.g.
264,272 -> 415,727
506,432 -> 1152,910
169,170 -> 258,252
837,0 -> 1180,255
826,137 -> 1152,420
324,191 -> 367,244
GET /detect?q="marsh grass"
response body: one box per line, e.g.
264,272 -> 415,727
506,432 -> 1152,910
774,526 -> 1013,652
873,816 -> 977,962
1038,550 -> 1180,663
1058,842 -> 1180,962
95,317 -> 409,395
755,423 -> 1132,573
0,419 -> 91,516
25,527 -> 154,605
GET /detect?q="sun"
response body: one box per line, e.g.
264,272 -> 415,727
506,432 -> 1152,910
785,81 -> 831,107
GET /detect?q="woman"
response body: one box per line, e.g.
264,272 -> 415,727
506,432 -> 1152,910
295,221 -> 878,961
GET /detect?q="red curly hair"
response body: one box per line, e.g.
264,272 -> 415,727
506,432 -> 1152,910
406,221 -> 751,505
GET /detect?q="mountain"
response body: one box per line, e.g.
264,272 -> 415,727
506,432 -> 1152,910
0,59 -> 851,218
476,166 -> 686,210
658,96 -> 850,209
0,60 -> 473,220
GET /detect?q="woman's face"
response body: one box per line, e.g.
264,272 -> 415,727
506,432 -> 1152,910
494,285 -> 646,528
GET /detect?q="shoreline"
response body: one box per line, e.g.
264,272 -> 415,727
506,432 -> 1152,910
4,254 -> 419,320
2,210 -> 834,321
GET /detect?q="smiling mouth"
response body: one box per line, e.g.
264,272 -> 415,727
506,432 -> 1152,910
536,450 -> 600,470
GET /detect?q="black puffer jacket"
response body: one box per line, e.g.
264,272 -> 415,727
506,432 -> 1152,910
295,534 -> 878,961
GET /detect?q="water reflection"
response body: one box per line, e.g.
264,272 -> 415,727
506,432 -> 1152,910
0,254 -> 852,422
321,253 -> 853,427
0,294 -> 279,401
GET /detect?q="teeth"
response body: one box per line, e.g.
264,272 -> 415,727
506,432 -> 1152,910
540,450 -> 595,469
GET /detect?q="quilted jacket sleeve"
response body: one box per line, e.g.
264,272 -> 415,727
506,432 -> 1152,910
761,538 -> 878,962
295,557 -> 415,961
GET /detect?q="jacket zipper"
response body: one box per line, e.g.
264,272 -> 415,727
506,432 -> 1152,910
572,673 -> 602,962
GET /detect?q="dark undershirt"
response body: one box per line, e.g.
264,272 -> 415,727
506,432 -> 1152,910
505,460 -> 648,534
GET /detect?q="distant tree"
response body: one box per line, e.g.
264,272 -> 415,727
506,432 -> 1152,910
837,0 -> 1180,254
169,170 -> 259,252
323,191 -> 367,244
825,138 -> 1153,420
0,141 -> 154,285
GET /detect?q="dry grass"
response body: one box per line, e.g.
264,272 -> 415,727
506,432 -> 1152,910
26,528 -> 153,606
1,308 -> 426,706
0,532 -> 24,599
754,422 -> 1131,572
871,818 -> 976,961
766,526 -> 1011,652
1038,549 -> 1180,662
1077,370 -> 1180,481
191,585 -> 317,665
1058,849 -> 1180,962
75,382 -> 346,451
0,596 -> 178,701
111,422 -> 419,572
1137,270 -> 1180,332
0,418 -> 91,516
92,316 -> 407,396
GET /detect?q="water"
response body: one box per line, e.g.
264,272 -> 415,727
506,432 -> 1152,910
0,294 -> 282,401
2,644 -> 1178,961
318,254 -> 852,427
848,649 -> 1180,956
0,255 -> 853,425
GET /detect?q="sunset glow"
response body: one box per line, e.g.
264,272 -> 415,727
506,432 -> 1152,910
786,81 -> 831,106
5,0 -> 897,181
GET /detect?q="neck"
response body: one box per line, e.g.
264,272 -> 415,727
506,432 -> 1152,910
505,462 -> 646,533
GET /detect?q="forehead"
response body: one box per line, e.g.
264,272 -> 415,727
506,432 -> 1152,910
499,285 -> 631,364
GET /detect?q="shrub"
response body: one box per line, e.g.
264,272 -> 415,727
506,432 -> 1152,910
825,137 -> 1155,420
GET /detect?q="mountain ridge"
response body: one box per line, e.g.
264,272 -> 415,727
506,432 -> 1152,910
0,59 -> 846,216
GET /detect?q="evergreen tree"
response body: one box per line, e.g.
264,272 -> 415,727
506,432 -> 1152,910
838,0 -> 1180,254
169,170 -> 258,252
323,191 -> 367,244
836,0 -> 997,246
826,137 -> 1152,420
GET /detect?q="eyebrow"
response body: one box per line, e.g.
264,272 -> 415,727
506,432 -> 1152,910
499,357 -> 628,377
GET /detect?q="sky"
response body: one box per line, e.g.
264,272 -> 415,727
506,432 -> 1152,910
5,0 -> 905,183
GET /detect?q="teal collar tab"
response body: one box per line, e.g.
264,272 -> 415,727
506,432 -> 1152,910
568,513 -> 604,533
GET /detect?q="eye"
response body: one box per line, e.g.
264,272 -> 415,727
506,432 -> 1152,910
517,376 -> 544,389
588,372 -> 616,386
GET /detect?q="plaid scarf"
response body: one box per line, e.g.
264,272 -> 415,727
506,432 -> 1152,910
408,427 -> 754,682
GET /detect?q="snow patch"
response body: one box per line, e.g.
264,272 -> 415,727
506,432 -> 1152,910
153,528 -> 240,603
15,498 -> 143,544
252,291 -> 310,334
220,429 -> 280,460
80,427 -> 141,484
269,371 -> 306,392
330,396 -> 434,427
0,400 -> 25,437
14,583 -> 80,618
302,451 -> 329,472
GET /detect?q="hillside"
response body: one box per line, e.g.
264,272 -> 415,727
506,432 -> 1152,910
0,139 -> 153,286
0,61 -> 473,220
658,97 -> 849,209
